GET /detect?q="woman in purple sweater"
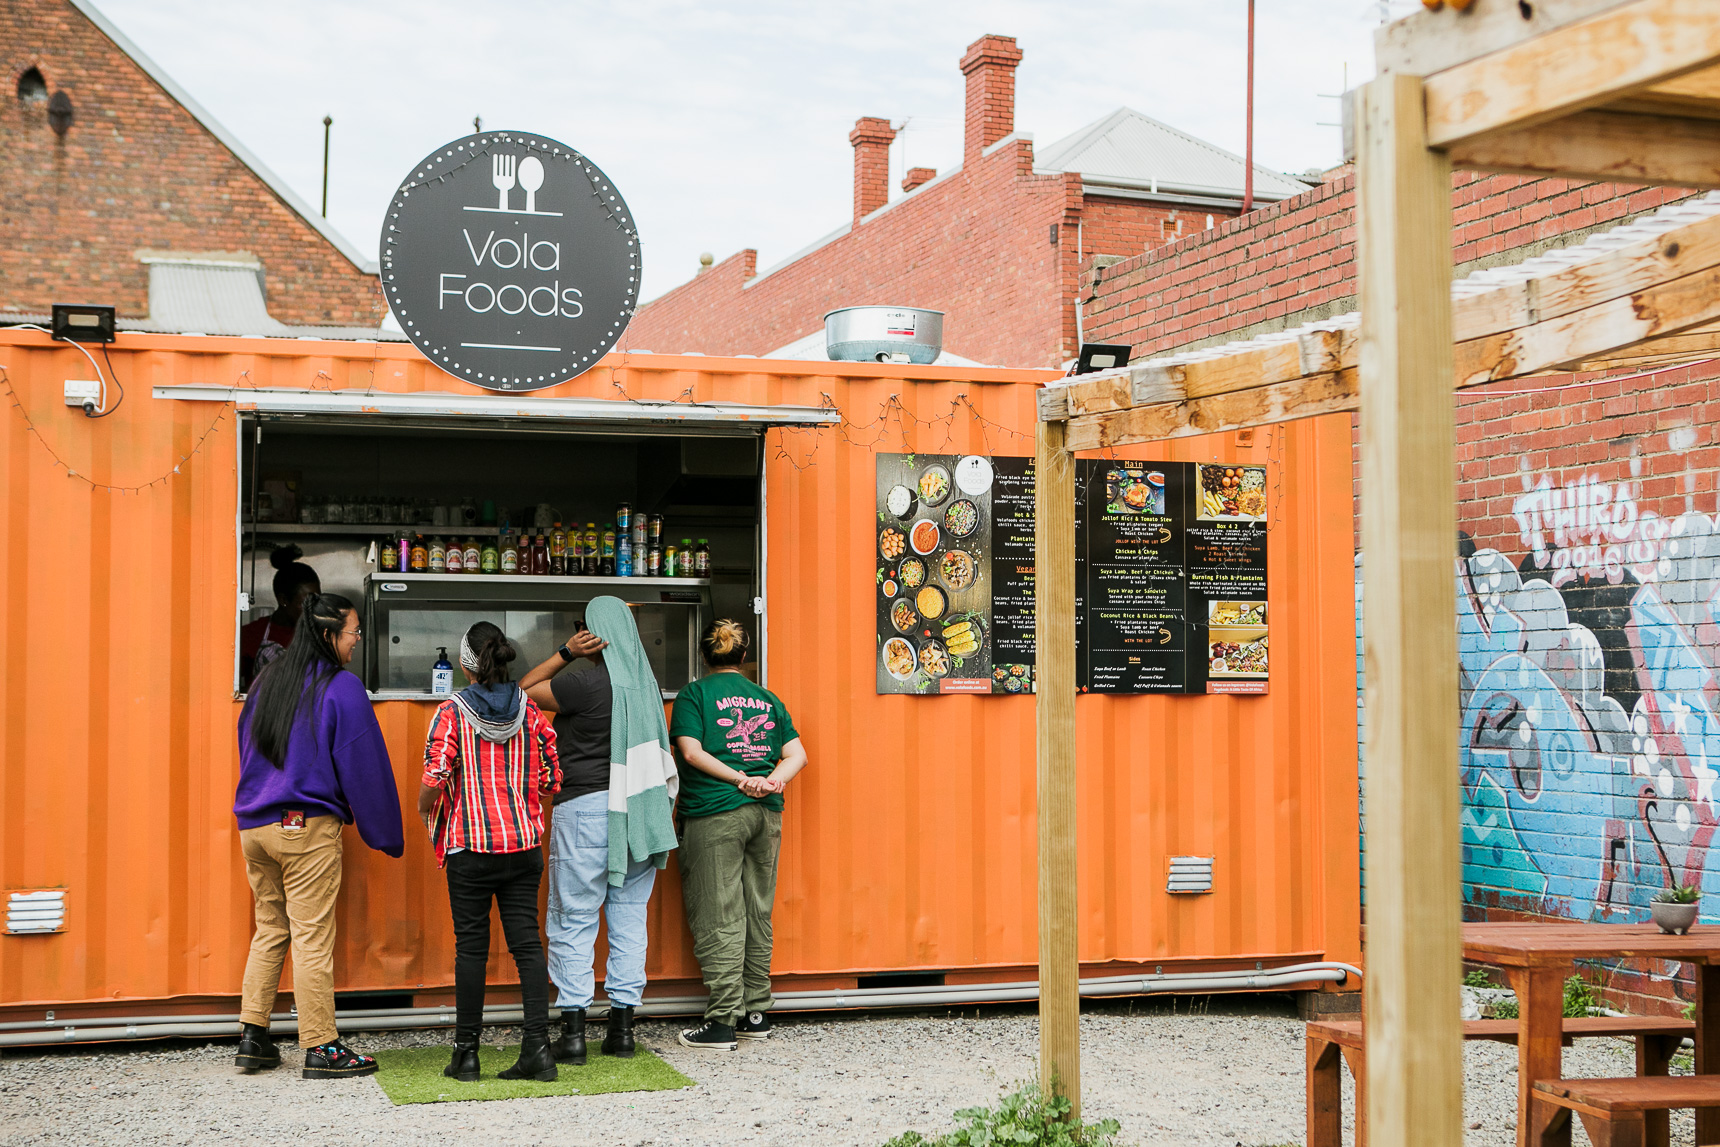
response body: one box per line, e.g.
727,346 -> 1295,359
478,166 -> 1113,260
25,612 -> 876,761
232,592 -> 403,1080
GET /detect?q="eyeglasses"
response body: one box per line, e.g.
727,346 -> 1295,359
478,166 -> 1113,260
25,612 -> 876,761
341,627 -> 363,639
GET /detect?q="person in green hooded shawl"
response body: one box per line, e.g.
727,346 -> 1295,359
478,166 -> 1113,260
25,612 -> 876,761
521,596 -> 678,1064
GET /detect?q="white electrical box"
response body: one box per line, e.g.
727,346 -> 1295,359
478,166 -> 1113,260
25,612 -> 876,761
63,379 -> 100,407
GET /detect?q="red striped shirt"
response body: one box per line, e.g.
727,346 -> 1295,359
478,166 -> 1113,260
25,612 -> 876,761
422,696 -> 559,866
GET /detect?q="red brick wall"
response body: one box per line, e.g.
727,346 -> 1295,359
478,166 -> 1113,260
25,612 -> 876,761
1085,169 -> 1694,358
0,0 -> 382,326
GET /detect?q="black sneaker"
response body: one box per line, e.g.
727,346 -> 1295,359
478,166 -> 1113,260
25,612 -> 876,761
301,1038 -> 379,1079
734,1011 -> 772,1040
677,1019 -> 737,1050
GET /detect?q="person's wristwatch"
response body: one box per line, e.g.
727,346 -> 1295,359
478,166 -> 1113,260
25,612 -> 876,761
557,643 -> 576,662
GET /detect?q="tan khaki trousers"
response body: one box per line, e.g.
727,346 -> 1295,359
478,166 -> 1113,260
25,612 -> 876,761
238,815 -> 343,1047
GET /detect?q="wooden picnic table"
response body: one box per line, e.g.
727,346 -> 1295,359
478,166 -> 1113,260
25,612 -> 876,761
1463,922 -> 1720,1147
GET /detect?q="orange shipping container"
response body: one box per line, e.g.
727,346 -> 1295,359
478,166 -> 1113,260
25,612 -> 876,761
0,330 -> 1359,1019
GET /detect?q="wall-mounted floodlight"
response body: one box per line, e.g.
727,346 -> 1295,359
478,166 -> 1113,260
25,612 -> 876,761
51,304 -> 116,344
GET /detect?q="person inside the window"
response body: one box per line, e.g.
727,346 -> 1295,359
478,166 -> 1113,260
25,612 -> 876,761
241,545 -> 320,688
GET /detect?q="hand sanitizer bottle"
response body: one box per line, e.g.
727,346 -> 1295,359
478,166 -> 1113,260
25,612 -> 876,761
432,647 -> 454,696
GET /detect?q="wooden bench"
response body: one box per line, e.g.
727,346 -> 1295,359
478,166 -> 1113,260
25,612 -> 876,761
1306,1016 -> 1695,1147
1532,1074 -> 1720,1147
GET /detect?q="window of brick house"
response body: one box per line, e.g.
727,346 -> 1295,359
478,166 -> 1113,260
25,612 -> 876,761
16,67 -> 46,103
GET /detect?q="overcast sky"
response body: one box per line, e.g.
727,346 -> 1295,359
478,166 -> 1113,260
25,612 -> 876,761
94,0 -> 1418,305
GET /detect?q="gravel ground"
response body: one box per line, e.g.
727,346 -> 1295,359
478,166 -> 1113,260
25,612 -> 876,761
0,998 -> 1685,1146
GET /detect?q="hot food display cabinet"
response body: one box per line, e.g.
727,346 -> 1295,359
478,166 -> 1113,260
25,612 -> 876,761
364,572 -> 712,699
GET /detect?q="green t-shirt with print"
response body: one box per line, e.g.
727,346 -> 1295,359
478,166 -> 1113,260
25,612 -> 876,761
670,671 -> 799,819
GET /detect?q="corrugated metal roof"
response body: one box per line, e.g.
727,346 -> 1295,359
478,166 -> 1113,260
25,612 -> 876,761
1036,107 -> 1312,203
146,261 -> 288,336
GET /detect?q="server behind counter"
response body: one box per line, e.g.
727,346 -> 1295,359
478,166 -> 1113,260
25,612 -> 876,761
240,545 -> 321,688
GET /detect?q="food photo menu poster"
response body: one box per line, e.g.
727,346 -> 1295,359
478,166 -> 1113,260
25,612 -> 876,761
875,454 -> 1269,696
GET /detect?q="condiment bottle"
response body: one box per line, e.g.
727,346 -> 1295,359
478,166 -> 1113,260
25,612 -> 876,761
695,538 -> 711,578
380,534 -> 400,572
663,541 -> 679,578
480,537 -> 499,574
428,536 -> 447,572
409,535 -> 428,572
679,539 -> 695,577
550,523 -> 567,576
463,538 -> 480,573
583,524 -> 600,575
500,533 -> 519,575
445,537 -> 464,574
531,534 -> 550,576
432,647 -> 454,695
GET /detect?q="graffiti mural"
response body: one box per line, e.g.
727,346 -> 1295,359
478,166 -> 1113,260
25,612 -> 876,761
1455,503 -> 1720,925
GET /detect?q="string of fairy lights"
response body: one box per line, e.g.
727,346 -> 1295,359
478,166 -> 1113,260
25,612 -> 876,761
0,363 -> 231,494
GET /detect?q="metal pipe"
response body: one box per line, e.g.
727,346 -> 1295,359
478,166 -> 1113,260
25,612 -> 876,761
320,115 -> 332,218
1243,0 -> 1255,214
0,962 -> 1357,1048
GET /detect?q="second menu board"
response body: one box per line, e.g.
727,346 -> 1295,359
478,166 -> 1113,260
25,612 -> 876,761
874,453 -> 1268,695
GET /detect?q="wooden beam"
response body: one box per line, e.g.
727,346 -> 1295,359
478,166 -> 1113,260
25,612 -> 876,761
1375,0 -> 1629,78
1424,0 -> 1720,149
1356,73 -> 1464,1147
1455,262 -> 1720,384
1065,370 -> 1357,451
1449,109 -> 1720,188
1033,418 -> 1080,1116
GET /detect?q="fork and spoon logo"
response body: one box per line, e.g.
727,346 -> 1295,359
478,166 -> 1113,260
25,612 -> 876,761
471,153 -> 561,217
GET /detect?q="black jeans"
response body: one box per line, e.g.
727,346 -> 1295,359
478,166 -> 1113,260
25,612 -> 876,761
445,847 -> 548,1043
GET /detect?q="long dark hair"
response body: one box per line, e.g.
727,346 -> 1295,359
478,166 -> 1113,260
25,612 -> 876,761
248,592 -> 354,767
464,620 -> 517,685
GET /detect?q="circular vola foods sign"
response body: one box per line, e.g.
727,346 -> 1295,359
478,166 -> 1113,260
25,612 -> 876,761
381,132 -> 639,391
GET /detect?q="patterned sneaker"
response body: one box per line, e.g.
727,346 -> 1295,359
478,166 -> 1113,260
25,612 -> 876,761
734,1011 -> 773,1040
678,1019 -> 738,1050
301,1038 -> 379,1079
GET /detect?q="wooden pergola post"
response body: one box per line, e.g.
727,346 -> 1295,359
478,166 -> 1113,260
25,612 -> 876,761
1034,417 -> 1081,1114
1355,72 -> 1464,1147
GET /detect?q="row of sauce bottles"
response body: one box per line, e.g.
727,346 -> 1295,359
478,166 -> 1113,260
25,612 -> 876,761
379,525 -> 711,578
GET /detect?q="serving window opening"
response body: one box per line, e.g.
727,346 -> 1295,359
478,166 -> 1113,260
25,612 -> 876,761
236,415 -> 764,699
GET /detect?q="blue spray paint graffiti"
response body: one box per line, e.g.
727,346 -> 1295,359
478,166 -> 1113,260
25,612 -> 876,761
1452,507 -> 1720,923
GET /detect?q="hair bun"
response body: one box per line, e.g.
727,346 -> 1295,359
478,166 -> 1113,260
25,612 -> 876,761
270,543 -> 305,570
492,639 -> 517,664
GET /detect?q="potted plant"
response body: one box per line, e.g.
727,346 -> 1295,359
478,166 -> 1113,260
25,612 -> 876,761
1651,884 -> 1701,935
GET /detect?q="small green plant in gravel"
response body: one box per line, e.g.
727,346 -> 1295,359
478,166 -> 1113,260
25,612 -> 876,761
1484,973 -> 1604,1020
883,1083 -> 1121,1147
1463,968 -> 1495,988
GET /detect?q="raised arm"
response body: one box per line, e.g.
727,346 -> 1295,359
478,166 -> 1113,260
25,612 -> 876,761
519,629 -> 608,712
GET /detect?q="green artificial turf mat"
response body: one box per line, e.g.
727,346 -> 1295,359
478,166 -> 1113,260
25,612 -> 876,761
372,1044 -> 693,1105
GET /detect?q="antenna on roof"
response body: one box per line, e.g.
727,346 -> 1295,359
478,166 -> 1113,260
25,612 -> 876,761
320,115 -> 332,217
473,115 -> 482,133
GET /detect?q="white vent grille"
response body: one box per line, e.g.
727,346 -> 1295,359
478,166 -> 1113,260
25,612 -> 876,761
1167,857 -> 1213,895
7,890 -> 66,934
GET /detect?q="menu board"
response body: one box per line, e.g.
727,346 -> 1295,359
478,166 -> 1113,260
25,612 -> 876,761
874,454 -> 1268,695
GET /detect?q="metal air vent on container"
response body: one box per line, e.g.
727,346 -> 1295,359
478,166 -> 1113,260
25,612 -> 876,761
7,890 -> 66,934
824,306 -> 944,364
1166,857 -> 1214,895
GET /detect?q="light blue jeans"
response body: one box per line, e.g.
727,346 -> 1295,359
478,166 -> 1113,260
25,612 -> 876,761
546,789 -> 657,1009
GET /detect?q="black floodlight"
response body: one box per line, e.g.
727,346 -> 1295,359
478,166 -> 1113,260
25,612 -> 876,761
51,303 -> 116,343
1072,342 -> 1130,375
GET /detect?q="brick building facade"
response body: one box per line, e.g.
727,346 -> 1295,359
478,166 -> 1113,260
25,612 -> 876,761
627,34 -> 1307,370
1082,164 -> 1720,1013
1,0 -> 382,329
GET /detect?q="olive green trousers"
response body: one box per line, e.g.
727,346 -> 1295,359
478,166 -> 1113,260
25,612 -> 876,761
679,804 -> 781,1022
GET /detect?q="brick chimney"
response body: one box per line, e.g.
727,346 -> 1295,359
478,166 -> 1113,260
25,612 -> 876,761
901,166 -> 936,193
850,116 -> 897,223
960,34 -> 1023,164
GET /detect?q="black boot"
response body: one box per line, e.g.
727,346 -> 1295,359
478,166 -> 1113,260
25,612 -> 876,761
498,1035 -> 558,1082
442,1039 -> 480,1083
233,1023 -> 280,1072
601,1004 -> 636,1058
300,1038 -> 378,1080
551,1009 -> 587,1065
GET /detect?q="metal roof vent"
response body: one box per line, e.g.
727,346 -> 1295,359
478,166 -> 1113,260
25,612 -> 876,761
1166,857 -> 1213,895
7,890 -> 66,934
824,306 -> 944,364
